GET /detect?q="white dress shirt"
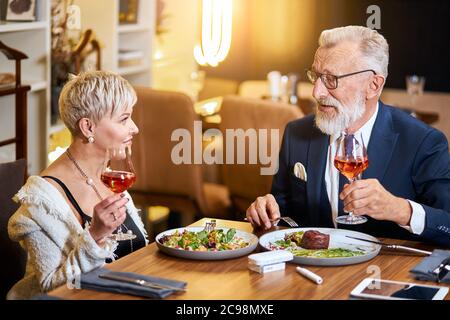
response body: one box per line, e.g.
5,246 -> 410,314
324,102 -> 426,234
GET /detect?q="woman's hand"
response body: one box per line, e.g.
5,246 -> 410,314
89,194 -> 129,243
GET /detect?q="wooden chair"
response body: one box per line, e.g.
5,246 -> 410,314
219,96 -> 303,216
0,41 -> 31,163
0,159 -> 27,299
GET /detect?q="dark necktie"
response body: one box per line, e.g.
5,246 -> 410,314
344,134 -> 355,156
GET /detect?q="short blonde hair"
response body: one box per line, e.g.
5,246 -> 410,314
59,70 -> 137,137
319,25 -> 389,77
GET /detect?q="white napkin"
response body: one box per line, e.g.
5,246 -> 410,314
293,162 -> 307,182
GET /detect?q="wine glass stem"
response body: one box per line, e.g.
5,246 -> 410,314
347,178 -> 355,217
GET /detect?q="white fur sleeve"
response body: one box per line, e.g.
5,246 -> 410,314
18,223 -> 116,292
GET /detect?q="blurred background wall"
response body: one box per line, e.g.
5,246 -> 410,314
201,0 -> 450,93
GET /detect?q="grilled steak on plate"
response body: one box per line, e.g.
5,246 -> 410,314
300,230 -> 330,249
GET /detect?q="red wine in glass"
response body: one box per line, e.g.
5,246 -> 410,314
334,156 -> 369,181
334,132 -> 369,225
101,145 -> 137,241
101,171 -> 136,193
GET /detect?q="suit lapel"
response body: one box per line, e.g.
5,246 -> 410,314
306,128 -> 329,226
364,102 -> 399,182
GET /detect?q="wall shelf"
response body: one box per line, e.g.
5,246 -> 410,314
118,64 -> 150,76
25,80 -> 48,93
118,24 -> 151,34
0,21 -> 48,33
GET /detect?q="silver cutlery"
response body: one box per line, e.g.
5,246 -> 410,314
345,236 -> 432,255
204,219 -> 216,233
99,273 -> 187,292
244,216 -> 299,227
272,216 -> 299,227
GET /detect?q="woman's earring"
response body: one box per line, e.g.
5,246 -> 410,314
88,136 -> 95,144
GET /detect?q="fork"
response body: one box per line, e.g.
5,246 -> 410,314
271,216 -> 299,227
204,219 -> 217,233
244,216 -> 299,227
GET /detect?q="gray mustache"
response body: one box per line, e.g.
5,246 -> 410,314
316,100 -> 340,110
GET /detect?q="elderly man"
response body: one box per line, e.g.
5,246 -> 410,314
246,26 -> 450,246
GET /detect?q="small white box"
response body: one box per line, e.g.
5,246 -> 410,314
248,250 -> 294,266
248,262 -> 286,274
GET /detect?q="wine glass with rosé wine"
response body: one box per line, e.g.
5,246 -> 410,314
101,145 -> 137,241
334,132 -> 369,225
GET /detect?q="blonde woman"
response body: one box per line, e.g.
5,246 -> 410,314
7,71 -> 148,300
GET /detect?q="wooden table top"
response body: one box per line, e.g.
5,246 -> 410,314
49,218 -> 450,300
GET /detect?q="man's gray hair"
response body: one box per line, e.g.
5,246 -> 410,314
59,70 -> 137,137
319,25 -> 389,78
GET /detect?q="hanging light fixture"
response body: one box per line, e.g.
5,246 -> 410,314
194,0 -> 233,67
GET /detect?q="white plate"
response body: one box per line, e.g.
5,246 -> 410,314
156,227 -> 259,260
259,228 -> 381,266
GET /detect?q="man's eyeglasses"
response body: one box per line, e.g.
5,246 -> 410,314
306,69 -> 376,90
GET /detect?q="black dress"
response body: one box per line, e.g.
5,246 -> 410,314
42,176 -> 146,261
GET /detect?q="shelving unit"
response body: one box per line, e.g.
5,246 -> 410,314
0,21 -> 48,32
118,24 -> 151,34
28,80 -> 48,93
118,63 -> 150,76
0,0 -> 50,174
74,0 -> 155,86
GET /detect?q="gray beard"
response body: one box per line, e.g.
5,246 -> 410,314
314,94 -> 366,136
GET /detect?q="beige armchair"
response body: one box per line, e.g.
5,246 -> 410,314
219,96 -> 303,216
130,87 -> 231,227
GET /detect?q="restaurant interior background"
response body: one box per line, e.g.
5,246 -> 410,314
1,0 -> 449,241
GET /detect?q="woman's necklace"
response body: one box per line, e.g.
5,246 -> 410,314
66,149 -> 103,201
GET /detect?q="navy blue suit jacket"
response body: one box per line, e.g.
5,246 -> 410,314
271,102 -> 450,246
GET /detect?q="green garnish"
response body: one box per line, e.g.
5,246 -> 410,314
290,248 -> 365,258
162,228 -> 248,251
269,231 -> 366,258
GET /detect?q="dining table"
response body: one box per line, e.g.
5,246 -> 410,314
48,218 -> 450,300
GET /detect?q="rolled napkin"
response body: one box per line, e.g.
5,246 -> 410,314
410,249 -> 450,283
81,267 -> 187,299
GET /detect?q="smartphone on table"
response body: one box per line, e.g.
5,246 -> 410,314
351,278 -> 448,300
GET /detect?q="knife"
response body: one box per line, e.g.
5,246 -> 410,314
98,273 -> 187,292
345,236 -> 432,256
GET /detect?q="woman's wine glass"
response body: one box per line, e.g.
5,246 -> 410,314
101,145 -> 137,241
334,132 -> 369,225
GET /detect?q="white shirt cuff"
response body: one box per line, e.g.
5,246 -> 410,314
399,200 -> 426,235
